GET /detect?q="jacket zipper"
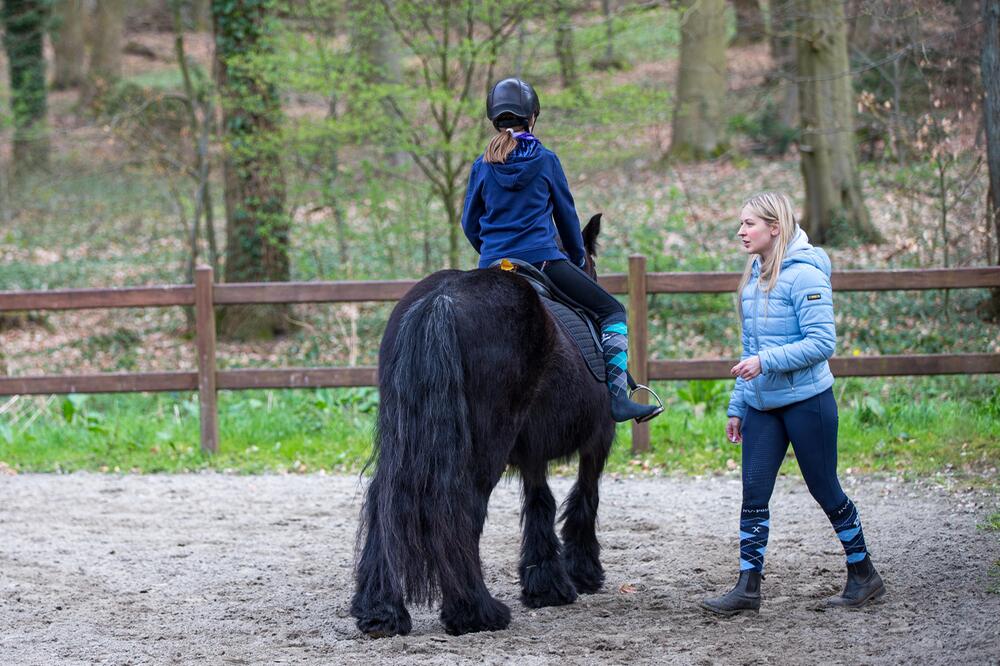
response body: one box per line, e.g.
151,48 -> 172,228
751,280 -> 765,409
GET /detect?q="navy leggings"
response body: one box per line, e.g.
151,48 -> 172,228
537,259 -> 625,327
741,387 -> 847,513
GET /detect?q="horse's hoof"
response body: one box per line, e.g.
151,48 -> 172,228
353,604 -> 412,638
562,544 -> 604,594
441,596 -> 511,635
567,572 -> 603,595
521,583 -> 578,608
563,551 -> 605,594
520,559 -> 579,608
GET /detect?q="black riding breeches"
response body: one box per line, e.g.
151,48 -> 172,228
537,259 -> 625,327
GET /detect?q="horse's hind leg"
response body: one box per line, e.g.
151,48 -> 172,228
518,464 -> 578,608
351,480 -> 412,637
438,486 -> 512,636
560,437 -> 610,594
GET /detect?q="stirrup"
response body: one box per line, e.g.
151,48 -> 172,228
628,383 -> 664,423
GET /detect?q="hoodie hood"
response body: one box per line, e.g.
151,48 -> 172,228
752,226 -> 831,278
486,138 -> 544,191
782,226 -> 831,276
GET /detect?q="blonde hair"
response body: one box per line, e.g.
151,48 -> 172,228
483,115 -> 532,164
484,129 -> 519,164
736,191 -> 798,324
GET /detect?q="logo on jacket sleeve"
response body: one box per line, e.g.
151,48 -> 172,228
806,293 -> 821,301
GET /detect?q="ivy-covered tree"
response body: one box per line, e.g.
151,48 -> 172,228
3,0 -> 50,177
213,0 -> 290,338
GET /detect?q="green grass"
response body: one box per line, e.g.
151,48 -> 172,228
981,512 -> 1000,594
2,381 -> 997,478
603,378 -> 1000,478
980,511 -> 1000,532
989,561 -> 1000,595
0,390 -> 374,474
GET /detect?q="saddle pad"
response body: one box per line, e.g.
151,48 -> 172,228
539,295 -> 606,384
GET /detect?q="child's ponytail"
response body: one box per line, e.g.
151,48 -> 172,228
483,129 -> 518,164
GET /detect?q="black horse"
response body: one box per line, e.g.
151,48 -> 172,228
351,215 -> 616,637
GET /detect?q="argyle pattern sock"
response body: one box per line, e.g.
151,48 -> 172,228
739,506 -> 770,572
827,498 -> 869,564
600,322 -> 630,398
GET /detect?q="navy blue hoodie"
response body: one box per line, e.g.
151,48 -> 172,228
461,136 -> 585,268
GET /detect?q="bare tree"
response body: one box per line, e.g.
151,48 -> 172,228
668,0 -> 727,160
51,0 -> 86,90
553,0 -> 579,92
982,0 -> 1000,316
730,0 -> 764,46
795,0 -> 881,244
591,0 -> 626,70
171,0 -> 218,285
83,0 -> 126,104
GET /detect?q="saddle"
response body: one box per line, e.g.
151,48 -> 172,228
490,258 -> 607,383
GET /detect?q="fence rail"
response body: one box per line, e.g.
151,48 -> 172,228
2,262 -> 998,454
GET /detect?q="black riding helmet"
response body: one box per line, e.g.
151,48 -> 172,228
486,78 -> 540,130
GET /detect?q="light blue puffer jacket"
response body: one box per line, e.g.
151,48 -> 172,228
727,227 -> 836,419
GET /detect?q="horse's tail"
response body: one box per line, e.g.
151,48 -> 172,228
359,291 -> 478,605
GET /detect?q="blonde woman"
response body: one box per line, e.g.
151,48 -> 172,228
701,192 -> 885,615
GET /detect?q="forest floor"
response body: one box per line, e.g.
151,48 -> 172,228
1,472 -> 997,665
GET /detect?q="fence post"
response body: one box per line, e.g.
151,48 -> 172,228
195,265 -> 219,454
628,254 -> 650,453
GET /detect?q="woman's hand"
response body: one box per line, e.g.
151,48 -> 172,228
730,355 -> 762,381
726,416 -> 743,444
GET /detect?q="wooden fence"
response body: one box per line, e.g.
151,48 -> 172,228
2,261 -> 998,454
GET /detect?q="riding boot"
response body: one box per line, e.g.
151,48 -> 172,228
609,392 -> 661,423
700,570 -> 762,616
601,322 -> 663,423
826,555 -> 885,608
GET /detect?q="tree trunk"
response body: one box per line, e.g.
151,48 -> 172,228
795,0 -> 880,245
982,0 -> 1000,316
770,0 -> 798,128
730,0 -> 764,46
590,0 -> 625,70
847,0 -> 875,53
553,0 -> 579,91
349,1 -> 400,87
213,0 -> 290,339
3,0 -> 50,178
348,0 -> 403,167
51,0 -> 86,90
84,0 -> 125,103
668,0 -> 727,161
514,20 -> 526,78
173,0 -> 217,282
192,0 -> 212,31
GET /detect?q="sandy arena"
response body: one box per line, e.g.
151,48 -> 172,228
1,472 -> 997,665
